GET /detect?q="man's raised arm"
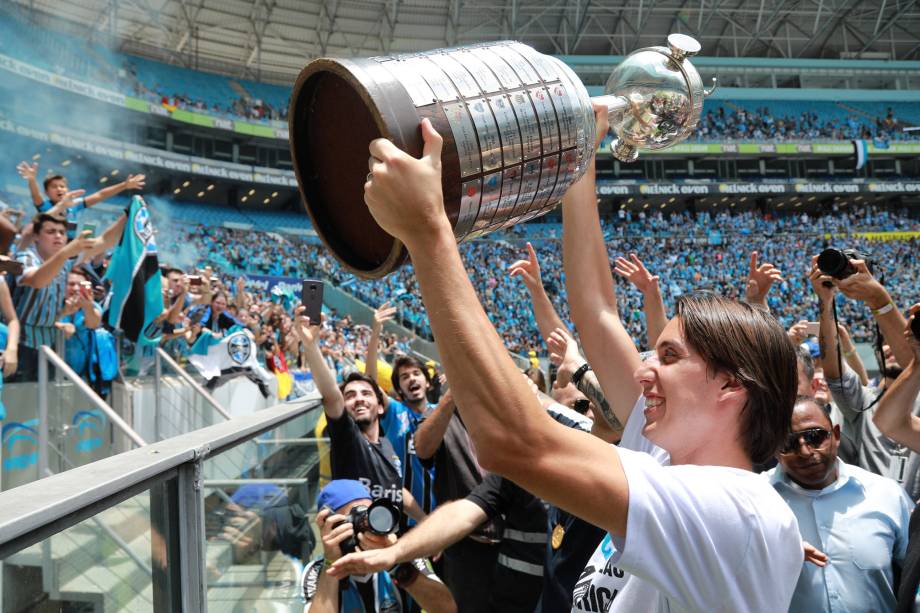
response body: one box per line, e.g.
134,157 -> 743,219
293,308 -> 344,419
562,105 -> 642,426
360,118 -> 629,537
365,301 -> 395,387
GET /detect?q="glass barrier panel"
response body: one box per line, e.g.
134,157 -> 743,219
202,406 -> 326,612
2,377 -> 127,492
1,491 -> 154,612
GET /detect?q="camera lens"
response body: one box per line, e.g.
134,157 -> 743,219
366,500 -> 400,534
911,316 -> 920,341
816,249 -> 848,278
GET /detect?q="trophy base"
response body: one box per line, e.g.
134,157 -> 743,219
611,140 -> 639,163
289,60 -> 416,279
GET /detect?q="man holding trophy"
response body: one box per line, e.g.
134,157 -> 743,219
291,36 -> 804,612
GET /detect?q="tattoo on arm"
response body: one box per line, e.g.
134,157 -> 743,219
577,369 -> 623,431
818,332 -> 827,359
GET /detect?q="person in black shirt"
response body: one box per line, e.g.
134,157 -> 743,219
537,402 -> 620,613
328,470 -> 547,613
293,309 -> 425,522
415,388 -> 500,612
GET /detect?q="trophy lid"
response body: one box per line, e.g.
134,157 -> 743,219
667,33 -> 701,61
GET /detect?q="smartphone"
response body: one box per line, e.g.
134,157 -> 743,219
188,275 -> 202,287
80,281 -> 92,298
301,279 -> 324,325
79,222 -> 97,238
804,321 -> 820,336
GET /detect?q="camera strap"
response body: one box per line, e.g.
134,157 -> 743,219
832,291 -> 886,414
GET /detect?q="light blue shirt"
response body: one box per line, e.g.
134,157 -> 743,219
768,459 -> 911,613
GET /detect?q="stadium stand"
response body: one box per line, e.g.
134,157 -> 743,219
1,2 -> 917,138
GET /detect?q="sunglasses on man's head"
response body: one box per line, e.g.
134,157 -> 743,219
780,427 -> 831,454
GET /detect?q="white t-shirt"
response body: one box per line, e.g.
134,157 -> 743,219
572,397 -> 803,613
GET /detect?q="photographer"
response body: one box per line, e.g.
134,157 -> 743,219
811,255 -> 920,498
303,480 -> 455,613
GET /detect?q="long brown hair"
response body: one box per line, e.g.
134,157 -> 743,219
676,292 -> 797,464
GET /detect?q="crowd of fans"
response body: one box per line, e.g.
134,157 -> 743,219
154,204 -> 920,357
694,105 -> 913,142
6,149 -> 920,612
131,82 -> 289,123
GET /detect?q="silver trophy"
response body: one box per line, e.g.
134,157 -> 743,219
290,34 -> 715,278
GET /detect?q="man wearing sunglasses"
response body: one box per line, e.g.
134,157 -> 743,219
768,396 -> 911,612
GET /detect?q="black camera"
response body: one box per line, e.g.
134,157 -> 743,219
910,315 -> 920,342
816,248 -> 870,285
331,498 -> 400,554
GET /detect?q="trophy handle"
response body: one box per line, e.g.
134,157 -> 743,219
704,77 -> 718,98
590,94 -> 630,125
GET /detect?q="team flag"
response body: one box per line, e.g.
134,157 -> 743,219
104,196 -> 164,345
188,326 -> 274,397
852,139 -> 868,170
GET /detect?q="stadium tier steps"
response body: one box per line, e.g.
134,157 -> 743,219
1,3 -> 918,132
0,4 -> 290,119
143,197 -> 314,233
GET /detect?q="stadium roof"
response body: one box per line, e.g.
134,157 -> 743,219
13,0 -> 920,86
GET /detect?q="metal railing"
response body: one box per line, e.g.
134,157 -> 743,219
38,344 -> 148,460
155,348 -> 232,421
0,397 -> 322,611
